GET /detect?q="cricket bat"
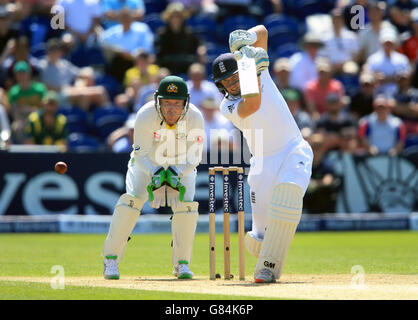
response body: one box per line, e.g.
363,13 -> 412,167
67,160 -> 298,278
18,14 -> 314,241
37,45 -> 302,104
237,53 -> 259,98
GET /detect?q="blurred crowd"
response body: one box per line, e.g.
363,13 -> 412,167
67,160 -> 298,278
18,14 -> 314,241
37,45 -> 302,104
0,0 -> 417,211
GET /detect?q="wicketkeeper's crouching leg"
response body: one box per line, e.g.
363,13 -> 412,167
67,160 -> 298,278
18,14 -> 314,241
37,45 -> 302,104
102,193 -> 145,279
171,201 -> 199,279
253,183 -> 303,283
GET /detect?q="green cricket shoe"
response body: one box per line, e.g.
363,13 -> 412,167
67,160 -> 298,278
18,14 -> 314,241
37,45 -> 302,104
174,260 -> 194,279
103,255 -> 120,280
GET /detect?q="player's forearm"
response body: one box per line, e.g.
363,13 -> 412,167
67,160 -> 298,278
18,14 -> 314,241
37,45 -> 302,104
247,25 -> 268,51
135,153 -> 157,176
238,76 -> 262,118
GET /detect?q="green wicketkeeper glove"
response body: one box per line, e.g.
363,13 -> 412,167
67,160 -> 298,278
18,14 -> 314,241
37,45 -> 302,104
165,166 -> 186,202
147,167 -> 166,203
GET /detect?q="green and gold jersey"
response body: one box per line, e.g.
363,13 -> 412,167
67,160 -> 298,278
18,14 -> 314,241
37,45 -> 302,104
24,110 -> 67,145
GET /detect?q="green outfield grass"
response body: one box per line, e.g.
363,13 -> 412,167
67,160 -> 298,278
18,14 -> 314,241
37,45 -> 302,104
0,231 -> 417,299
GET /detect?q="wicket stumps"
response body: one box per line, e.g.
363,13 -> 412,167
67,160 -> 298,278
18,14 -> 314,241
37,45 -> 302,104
209,166 -> 245,280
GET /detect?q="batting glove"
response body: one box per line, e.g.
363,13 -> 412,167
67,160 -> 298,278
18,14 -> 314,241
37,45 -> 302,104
229,29 -> 257,53
234,45 -> 270,75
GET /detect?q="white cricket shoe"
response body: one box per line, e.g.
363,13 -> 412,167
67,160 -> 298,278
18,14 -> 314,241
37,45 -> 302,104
173,260 -> 194,279
103,255 -> 120,280
254,268 -> 276,283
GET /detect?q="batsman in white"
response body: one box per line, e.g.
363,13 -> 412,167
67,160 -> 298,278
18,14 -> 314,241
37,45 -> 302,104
102,76 -> 205,280
212,25 -> 313,283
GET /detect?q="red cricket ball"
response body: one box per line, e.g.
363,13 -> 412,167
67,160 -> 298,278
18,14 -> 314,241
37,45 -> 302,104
55,161 -> 68,174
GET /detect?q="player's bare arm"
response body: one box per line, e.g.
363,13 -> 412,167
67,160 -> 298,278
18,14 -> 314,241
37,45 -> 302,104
237,76 -> 262,118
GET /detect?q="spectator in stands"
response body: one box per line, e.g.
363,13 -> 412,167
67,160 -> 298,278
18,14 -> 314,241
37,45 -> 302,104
18,0 -> 63,52
0,102 -> 10,148
0,0 -> 22,21
124,50 -> 159,89
199,97 -> 239,152
282,88 -> 313,133
358,94 -> 406,156
8,60 -> 46,111
121,51 -> 159,112
154,2 -> 206,75
57,0 -> 104,68
169,0 -> 218,16
273,57 -> 307,111
0,6 -> 19,56
37,38 -> 79,93
8,60 -> 46,143
214,0 -> 263,23
315,92 -> 358,154
23,90 -> 67,148
392,71 -> 418,140
303,133 -> 341,214
107,113 -> 135,153
63,67 -> 110,112
358,1 -> 397,64
399,7 -> 418,63
305,58 -> 346,121
100,7 -> 154,83
319,8 -> 360,74
135,67 -> 171,109
102,0 -> 145,29
1,36 -> 40,90
364,28 -> 411,97
186,63 -> 223,109
57,0 -> 102,45
349,72 -> 376,120
289,32 -> 323,91
387,0 -> 416,34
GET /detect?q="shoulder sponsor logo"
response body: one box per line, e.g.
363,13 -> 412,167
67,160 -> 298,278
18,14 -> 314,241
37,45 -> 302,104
227,103 -> 236,114
197,135 -> 204,144
153,131 -> 161,140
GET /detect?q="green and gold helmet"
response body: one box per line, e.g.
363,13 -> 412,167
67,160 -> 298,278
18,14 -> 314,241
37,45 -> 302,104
154,75 -> 190,122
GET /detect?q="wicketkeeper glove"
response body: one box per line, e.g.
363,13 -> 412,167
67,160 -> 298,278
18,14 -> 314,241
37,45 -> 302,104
165,166 -> 186,203
233,45 -> 270,75
147,167 -> 167,208
229,29 -> 257,53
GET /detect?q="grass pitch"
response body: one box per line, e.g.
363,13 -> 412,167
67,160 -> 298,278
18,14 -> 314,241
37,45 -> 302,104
0,231 -> 417,300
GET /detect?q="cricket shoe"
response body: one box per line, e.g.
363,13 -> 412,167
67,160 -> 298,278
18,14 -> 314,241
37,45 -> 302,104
103,255 -> 120,280
254,268 -> 276,283
174,260 -> 194,279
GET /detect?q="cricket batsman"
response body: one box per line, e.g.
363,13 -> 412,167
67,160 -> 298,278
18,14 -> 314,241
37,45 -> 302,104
212,25 -> 313,283
102,76 -> 205,280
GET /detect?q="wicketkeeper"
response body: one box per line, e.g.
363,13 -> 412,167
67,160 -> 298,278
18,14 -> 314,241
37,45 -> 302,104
102,76 -> 205,280
212,25 -> 313,283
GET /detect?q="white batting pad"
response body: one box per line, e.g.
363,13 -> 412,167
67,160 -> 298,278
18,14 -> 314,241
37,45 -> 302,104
254,183 -> 303,280
245,231 -> 263,258
102,193 -> 145,263
171,202 -> 199,266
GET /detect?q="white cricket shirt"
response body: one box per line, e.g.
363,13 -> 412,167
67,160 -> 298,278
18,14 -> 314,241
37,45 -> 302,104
220,70 -> 302,157
131,101 -> 205,176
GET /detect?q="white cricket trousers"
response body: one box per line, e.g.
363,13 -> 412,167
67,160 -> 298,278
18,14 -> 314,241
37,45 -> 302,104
247,137 -> 313,238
